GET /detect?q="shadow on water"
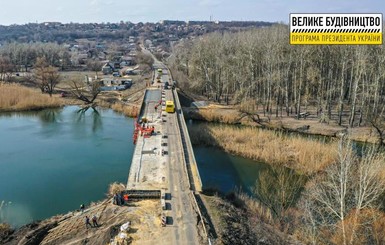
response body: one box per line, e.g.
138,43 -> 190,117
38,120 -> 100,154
188,121 -> 308,211
0,108 -> 63,122
187,122 -> 268,196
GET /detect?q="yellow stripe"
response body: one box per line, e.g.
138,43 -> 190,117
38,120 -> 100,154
290,33 -> 383,45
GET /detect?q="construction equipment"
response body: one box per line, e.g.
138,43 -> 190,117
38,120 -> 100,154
133,119 -> 156,144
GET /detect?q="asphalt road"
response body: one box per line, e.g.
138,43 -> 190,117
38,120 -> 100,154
153,62 -> 200,245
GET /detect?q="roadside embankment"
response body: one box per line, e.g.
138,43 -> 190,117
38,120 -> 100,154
200,191 -> 301,245
1,183 -> 165,245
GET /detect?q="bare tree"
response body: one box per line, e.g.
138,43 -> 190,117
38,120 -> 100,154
302,137 -> 385,244
170,25 -> 385,129
70,77 -> 100,105
0,57 -> 14,81
254,164 -> 306,228
33,57 -> 60,96
135,52 -> 154,73
86,60 -> 103,78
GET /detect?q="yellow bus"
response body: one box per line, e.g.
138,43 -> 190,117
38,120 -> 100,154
157,68 -> 163,73
165,100 -> 175,113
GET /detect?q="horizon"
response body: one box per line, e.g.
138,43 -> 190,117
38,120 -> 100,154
0,19 -> 278,26
0,0 -> 383,26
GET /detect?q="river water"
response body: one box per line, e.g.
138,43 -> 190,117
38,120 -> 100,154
0,106 -> 134,226
0,106 -> 265,227
193,146 -> 268,195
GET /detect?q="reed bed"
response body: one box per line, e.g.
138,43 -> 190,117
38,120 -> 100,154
111,103 -> 139,118
235,191 -> 274,225
194,108 -> 240,124
0,83 -> 61,111
189,124 -> 338,175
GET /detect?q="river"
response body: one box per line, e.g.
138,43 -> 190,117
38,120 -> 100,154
0,106 -> 134,227
193,146 -> 268,195
0,106 -> 266,227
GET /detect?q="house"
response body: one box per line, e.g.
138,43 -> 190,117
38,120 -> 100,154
102,63 -> 113,75
121,56 -> 135,66
128,36 -> 136,43
112,62 -> 121,70
100,78 -> 132,91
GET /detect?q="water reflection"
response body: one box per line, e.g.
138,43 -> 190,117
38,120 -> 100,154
193,146 -> 269,195
75,106 -> 102,132
91,109 -> 102,133
38,109 -> 61,124
0,106 -> 134,227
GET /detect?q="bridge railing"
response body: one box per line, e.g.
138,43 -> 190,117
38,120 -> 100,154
167,67 -> 215,244
172,88 -> 203,191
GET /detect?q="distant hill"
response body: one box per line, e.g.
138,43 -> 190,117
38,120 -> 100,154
0,21 -> 275,44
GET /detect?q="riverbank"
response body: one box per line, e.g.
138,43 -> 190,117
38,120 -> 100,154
188,123 -> 338,175
0,197 -> 163,245
1,191 -> 300,245
201,191 -> 301,245
183,105 -> 380,145
0,81 -> 145,118
0,83 -> 63,112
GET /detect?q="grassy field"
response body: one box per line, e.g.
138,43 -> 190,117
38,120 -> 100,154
0,83 -> 62,112
188,123 -> 338,175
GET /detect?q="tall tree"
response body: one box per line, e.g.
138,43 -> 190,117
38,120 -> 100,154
302,138 -> 385,244
33,57 -> 60,96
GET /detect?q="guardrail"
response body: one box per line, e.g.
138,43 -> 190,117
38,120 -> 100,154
172,89 -> 203,191
165,66 -> 215,244
172,87 -> 215,244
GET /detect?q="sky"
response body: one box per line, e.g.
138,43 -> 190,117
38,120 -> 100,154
0,0 -> 384,25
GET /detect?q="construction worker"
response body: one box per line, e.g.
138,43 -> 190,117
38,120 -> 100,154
92,215 -> 99,227
85,216 -> 92,228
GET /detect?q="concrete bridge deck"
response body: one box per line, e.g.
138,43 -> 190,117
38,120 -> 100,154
125,59 -> 205,244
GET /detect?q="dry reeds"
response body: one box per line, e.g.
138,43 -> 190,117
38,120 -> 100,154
0,223 -> 12,237
194,108 -> 240,124
189,124 -> 338,174
238,99 -> 259,114
107,182 -> 125,197
235,191 -> 274,225
0,83 -> 62,111
111,103 -> 139,118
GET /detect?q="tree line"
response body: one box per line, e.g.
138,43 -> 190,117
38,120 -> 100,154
170,25 -> 385,129
0,42 -> 71,73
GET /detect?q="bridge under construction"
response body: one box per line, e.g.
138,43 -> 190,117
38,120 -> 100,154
125,58 -> 209,245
